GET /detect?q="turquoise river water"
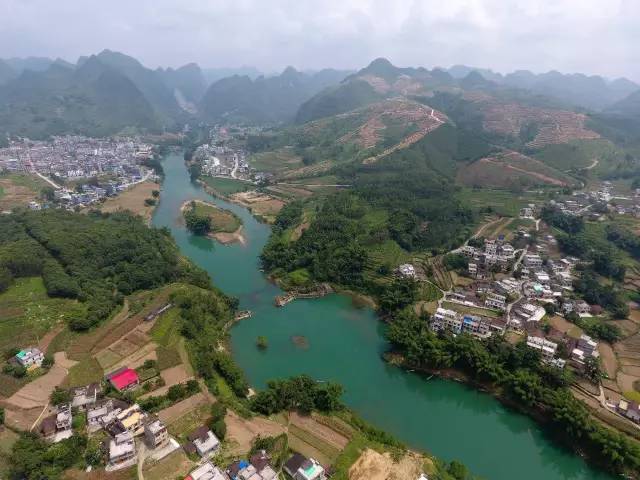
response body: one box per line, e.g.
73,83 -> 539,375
152,152 -> 612,480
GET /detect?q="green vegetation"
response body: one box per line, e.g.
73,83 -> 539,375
248,148 -> 304,174
200,67 -> 348,124
0,277 -> 84,353
67,357 -> 103,387
256,336 -> 268,350
251,374 -> 344,415
457,188 -> 546,217
208,402 -> 227,440
171,286 -> 248,397
0,58 -> 162,139
388,311 -> 640,476
8,433 -> 88,480
296,80 -> 381,124
200,176 -> 252,196
183,201 -> 211,235
0,210 -> 209,332
138,379 -> 200,413
534,139 -> 621,173
187,201 -> 241,233
261,152 -> 475,296
544,206 -> 632,318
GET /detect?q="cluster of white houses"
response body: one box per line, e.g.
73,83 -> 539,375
184,450 -> 328,480
33,367 -> 337,479
462,237 -> 517,277
427,226 -> 609,374
34,364 -> 222,472
431,307 -> 506,338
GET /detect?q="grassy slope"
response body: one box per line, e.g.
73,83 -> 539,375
192,202 -> 241,233
0,277 -> 84,353
200,176 -> 252,196
533,139 -> 622,173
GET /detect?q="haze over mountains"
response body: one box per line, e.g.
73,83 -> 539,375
0,50 -> 639,140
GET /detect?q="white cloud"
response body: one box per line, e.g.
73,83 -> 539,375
0,0 -> 637,79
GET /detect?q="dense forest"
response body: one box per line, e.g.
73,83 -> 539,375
261,127 -> 479,295
0,209 -> 209,330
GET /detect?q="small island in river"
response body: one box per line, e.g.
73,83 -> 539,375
181,199 -> 245,245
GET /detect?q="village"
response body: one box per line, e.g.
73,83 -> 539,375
0,135 -> 158,210
4,346 -> 330,480
393,180 -> 640,429
0,284 -> 367,480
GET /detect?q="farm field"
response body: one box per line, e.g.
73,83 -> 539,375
143,450 -> 192,480
200,176 -> 252,196
533,139 -> 621,173
0,427 -> 18,479
0,277 -> 84,354
0,173 -> 49,211
457,188 -> 546,217
248,147 -> 303,175
456,151 -> 574,188
99,181 -> 160,223
229,190 -> 285,223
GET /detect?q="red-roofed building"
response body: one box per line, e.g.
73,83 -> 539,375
108,368 -> 140,392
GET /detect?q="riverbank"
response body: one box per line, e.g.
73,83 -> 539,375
180,199 -> 246,245
153,151 -> 618,480
198,179 -> 284,224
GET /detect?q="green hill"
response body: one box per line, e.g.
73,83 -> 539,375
295,80 -> 382,123
199,67 -> 349,123
0,59 -> 161,138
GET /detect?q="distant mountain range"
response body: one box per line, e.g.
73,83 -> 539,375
446,64 -> 639,112
0,52 -> 638,140
200,66 -> 352,123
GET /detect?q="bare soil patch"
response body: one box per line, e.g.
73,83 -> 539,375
617,371 -> 637,392
229,191 -> 285,221
599,343 -> 618,379
6,364 -> 68,409
224,409 -> 286,455
1,405 -> 44,431
348,449 -> 426,480
100,181 -> 160,223
157,392 -> 208,424
0,175 -> 42,211
139,365 -> 192,400
548,315 -> 583,338
142,450 -> 192,480
290,412 -> 349,450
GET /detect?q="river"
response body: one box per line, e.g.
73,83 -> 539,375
152,152 -> 612,480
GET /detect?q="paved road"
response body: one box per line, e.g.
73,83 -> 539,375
231,155 -> 239,179
34,171 -> 61,189
277,183 -> 352,187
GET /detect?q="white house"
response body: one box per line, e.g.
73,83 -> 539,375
15,347 -> 44,369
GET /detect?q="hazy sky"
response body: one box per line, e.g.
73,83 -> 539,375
1,0 -> 638,79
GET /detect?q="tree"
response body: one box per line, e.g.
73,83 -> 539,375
50,387 -> 72,405
256,336 -> 268,350
40,186 -> 56,202
151,190 -> 160,198
583,357 -> 602,383
184,209 -> 211,235
447,460 -> 469,480
42,355 -> 54,368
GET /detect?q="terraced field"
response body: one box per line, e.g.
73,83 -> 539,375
477,100 -> 600,147
457,150 -> 574,188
